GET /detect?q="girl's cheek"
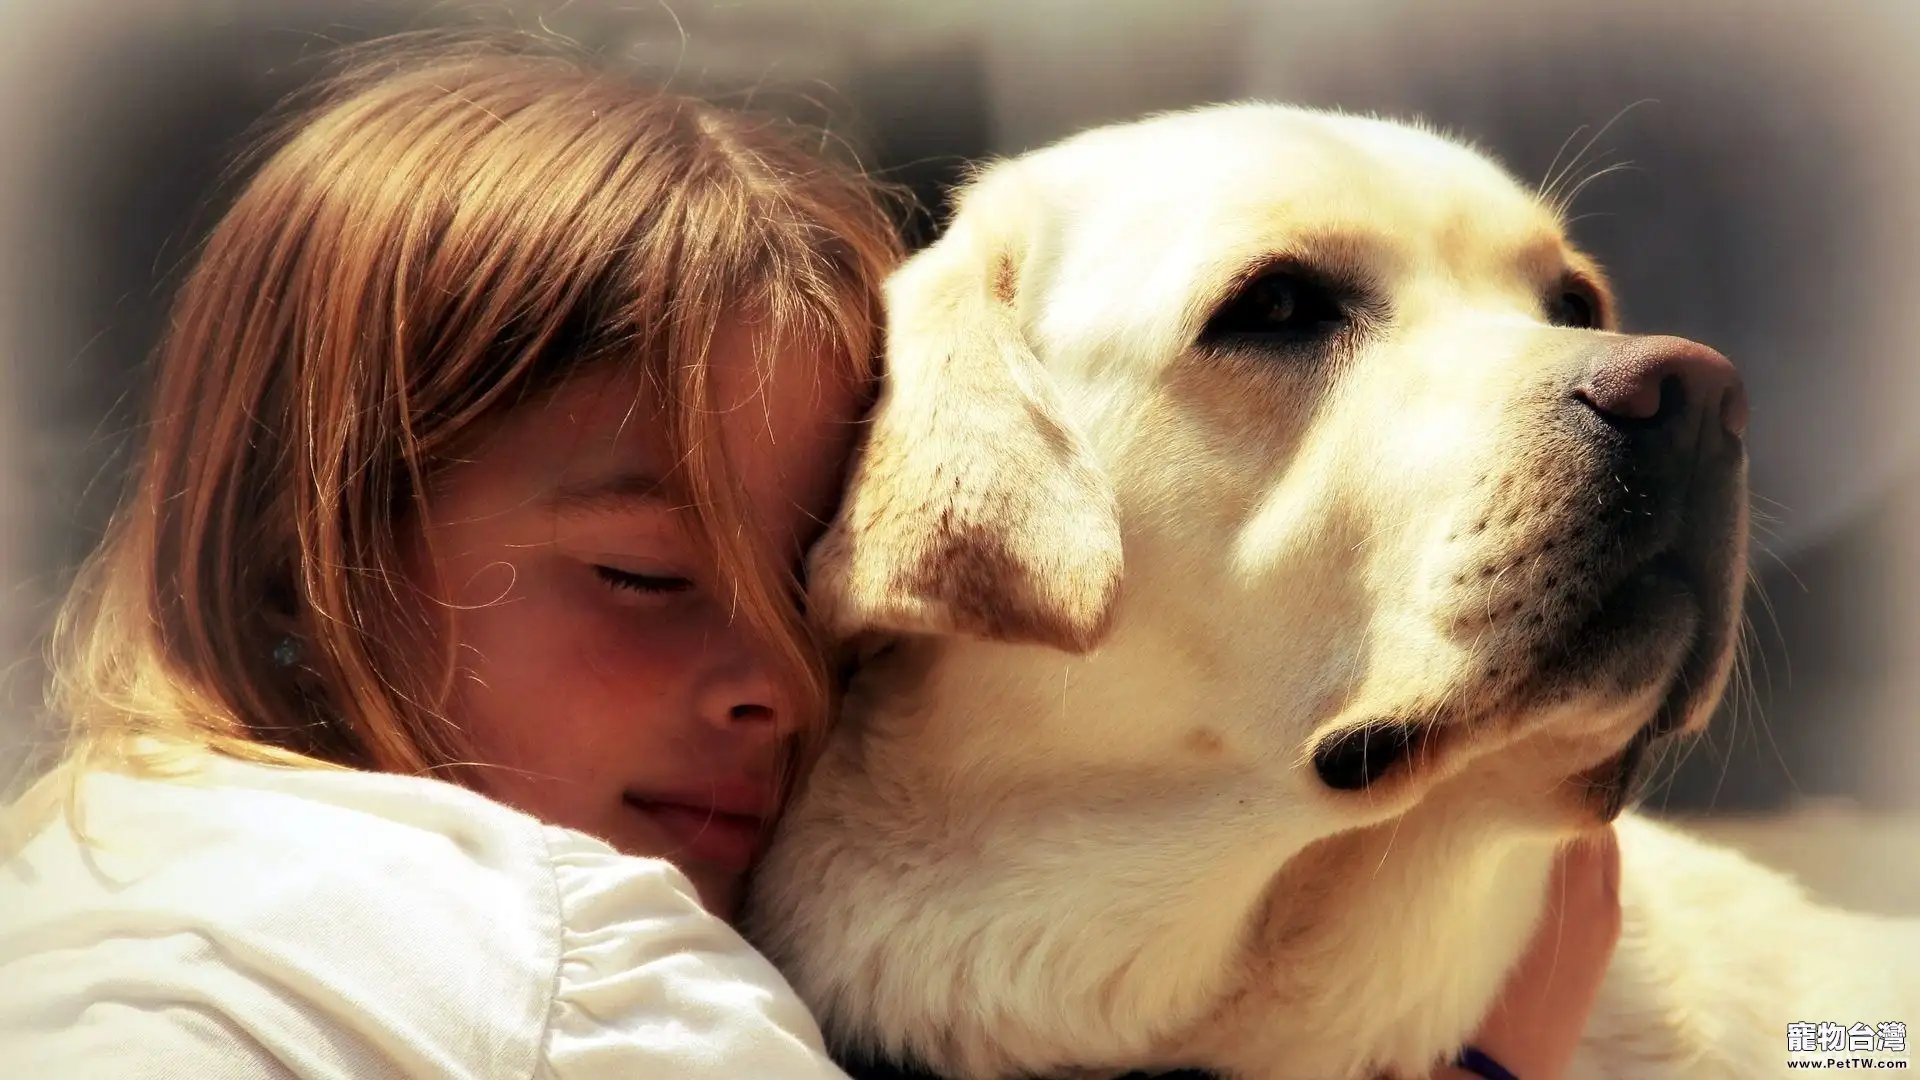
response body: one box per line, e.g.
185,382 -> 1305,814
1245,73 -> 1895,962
585,597 -> 704,679
563,560 -> 740,682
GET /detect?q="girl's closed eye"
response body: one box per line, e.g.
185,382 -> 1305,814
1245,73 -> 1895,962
593,564 -> 695,595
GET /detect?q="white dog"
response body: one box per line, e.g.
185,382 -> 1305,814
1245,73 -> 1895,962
744,104 -> 1920,1080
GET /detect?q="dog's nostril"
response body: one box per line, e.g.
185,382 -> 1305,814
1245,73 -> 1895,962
1572,334 -> 1743,437
1311,721 -> 1422,791
1652,374 -> 1686,423
1575,371 -> 1684,425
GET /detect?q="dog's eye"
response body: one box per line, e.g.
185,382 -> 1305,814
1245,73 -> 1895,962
1549,282 -> 1601,329
1202,270 -> 1349,344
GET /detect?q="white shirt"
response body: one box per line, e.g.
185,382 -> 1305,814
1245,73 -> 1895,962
0,752 -> 853,1079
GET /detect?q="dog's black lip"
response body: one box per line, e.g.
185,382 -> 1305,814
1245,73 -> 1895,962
1593,721 -> 1657,822
1312,720 -> 1427,791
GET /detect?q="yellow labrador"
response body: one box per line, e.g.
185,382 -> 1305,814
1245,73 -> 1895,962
745,104 -> 1920,1080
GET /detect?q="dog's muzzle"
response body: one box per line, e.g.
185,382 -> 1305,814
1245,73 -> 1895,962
1311,331 -> 1748,799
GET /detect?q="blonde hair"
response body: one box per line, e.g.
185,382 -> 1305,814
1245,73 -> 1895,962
39,36 -> 901,799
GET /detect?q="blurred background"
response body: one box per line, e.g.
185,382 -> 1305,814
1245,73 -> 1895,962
2,0 -> 1916,909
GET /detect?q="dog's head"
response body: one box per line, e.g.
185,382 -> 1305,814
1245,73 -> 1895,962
757,103 -> 1747,1078
809,104 -> 1744,831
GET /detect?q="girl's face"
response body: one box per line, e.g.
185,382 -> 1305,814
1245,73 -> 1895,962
407,323 -> 862,917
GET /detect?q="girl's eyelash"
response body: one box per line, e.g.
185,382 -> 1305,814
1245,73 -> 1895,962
593,565 -> 694,595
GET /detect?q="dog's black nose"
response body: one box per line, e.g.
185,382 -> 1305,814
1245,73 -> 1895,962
1573,335 -> 1746,441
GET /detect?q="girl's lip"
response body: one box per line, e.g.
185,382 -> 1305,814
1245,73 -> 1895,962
624,795 -> 768,869
626,781 -> 778,821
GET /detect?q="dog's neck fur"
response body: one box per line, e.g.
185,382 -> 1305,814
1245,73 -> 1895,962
752,639 -> 1564,1080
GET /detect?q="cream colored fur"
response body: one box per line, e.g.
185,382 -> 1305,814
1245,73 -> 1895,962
747,104 -> 1920,1080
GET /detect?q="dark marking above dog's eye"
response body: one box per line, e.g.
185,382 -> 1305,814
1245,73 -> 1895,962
1548,278 -> 1602,330
1201,269 -> 1350,347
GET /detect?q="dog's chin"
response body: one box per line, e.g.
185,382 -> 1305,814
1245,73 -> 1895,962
1528,551 -> 1739,820
1547,537 -> 1734,693
1538,550 -> 1700,687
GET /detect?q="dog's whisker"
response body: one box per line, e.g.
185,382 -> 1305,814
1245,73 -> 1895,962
1560,210 -> 1618,230
1547,148 -> 1619,218
1539,122 -> 1594,209
1750,537 -> 1809,595
1541,99 -> 1657,216
1347,508 -> 1434,555
1747,573 -> 1791,693
1555,161 -> 1641,220
1483,563 -> 1515,627
1372,806 -> 1408,881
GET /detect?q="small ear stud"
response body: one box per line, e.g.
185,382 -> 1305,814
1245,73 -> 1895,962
271,636 -> 302,669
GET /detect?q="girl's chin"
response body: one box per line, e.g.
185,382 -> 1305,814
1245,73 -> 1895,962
602,820 -> 747,919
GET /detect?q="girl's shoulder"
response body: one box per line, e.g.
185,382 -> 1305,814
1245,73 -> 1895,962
0,754 -> 844,1079
0,757 -> 567,1075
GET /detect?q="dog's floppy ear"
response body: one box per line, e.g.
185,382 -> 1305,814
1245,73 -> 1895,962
809,175 -> 1122,654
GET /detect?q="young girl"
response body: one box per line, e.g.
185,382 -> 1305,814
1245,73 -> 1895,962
0,36 -> 1617,1080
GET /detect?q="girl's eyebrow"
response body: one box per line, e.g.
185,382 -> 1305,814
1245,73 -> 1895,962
545,470 -> 677,519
